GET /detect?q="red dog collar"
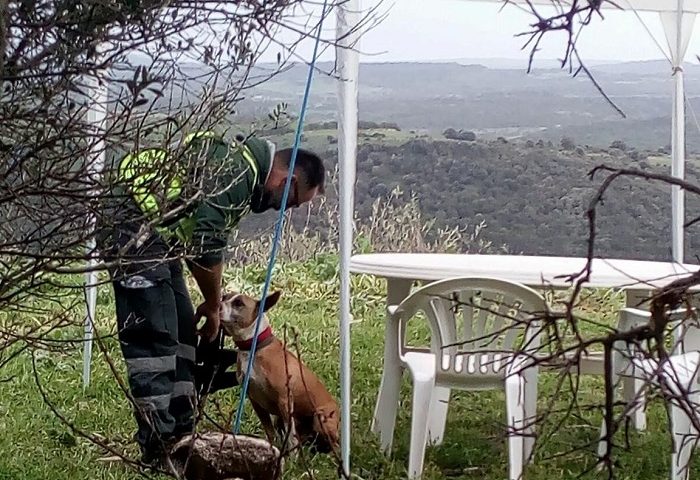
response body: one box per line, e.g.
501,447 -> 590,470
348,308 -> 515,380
235,326 -> 274,351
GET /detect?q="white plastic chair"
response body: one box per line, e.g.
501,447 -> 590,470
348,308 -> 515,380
371,277 -> 548,480
598,307 -> 700,480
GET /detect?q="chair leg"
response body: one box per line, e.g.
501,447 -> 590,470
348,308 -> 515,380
372,278 -> 412,454
623,375 -> 647,431
671,402 -> 698,480
371,360 -> 403,454
408,375 -> 435,480
427,386 -> 450,446
522,368 -> 538,464
597,418 -> 609,461
506,374 -> 526,480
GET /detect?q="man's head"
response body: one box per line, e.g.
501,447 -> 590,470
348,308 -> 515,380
251,147 -> 325,213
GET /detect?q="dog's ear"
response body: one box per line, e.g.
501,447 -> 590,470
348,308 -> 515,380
258,290 -> 282,313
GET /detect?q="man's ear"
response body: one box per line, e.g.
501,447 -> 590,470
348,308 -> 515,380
258,290 -> 282,313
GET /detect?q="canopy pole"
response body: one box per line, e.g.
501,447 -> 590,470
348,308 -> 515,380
83,72 -> 108,388
671,62 -> 685,263
671,0 -> 686,263
336,0 -> 360,476
660,1 -> 694,263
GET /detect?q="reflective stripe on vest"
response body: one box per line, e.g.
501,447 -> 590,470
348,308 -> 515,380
118,148 -> 183,219
183,130 -> 217,144
118,134 -> 261,242
238,144 -> 259,185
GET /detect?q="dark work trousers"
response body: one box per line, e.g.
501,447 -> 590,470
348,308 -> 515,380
111,259 -> 198,456
98,202 -> 239,456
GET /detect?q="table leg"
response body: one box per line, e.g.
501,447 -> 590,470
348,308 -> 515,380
371,277 -> 413,454
625,289 -> 650,431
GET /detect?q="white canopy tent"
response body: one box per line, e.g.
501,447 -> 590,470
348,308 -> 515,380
79,0 -> 700,476
334,0 -> 700,474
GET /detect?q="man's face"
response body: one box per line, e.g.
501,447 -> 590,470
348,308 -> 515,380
252,174 -> 319,213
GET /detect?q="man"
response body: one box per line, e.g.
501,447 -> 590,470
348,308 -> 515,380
100,130 -> 325,468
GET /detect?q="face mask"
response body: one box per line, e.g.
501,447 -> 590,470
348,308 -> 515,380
250,184 -> 271,213
250,178 -> 299,213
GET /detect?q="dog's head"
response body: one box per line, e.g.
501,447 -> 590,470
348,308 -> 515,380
220,290 -> 282,340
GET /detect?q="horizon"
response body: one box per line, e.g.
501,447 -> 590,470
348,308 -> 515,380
245,57 -> 700,72
252,1 -> 700,68
253,57 -> 691,65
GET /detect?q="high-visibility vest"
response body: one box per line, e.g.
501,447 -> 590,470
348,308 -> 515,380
117,131 -> 260,243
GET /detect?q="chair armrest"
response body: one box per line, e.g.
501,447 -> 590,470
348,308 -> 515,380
505,352 -> 537,377
617,306 -> 695,332
617,308 -> 651,332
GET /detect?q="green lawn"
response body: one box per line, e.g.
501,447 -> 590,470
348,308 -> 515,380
0,257 -> 694,480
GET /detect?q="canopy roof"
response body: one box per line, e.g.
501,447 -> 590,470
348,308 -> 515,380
461,0 -> 700,14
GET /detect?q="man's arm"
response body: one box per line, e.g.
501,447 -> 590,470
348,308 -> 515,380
190,260 -> 224,342
191,260 -> 223,306
186,148 -> 254,342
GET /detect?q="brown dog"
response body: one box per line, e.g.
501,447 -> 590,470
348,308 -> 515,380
219,290 -> 340,455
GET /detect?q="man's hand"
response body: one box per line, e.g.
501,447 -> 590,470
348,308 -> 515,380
188,260 -> 224,342
195,300 -> 221,343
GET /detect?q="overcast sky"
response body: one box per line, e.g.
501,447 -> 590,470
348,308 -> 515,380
257,0 -> 700,67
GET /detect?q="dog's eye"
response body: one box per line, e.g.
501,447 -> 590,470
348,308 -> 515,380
232,298 -> 244,307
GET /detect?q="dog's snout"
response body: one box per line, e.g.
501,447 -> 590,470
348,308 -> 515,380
219,302 -> 231,323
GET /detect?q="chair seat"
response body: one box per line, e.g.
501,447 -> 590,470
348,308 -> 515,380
534,350 -> 607,374
630,351 -> 700,398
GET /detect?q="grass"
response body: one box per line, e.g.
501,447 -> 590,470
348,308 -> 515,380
0,256 -> 696,480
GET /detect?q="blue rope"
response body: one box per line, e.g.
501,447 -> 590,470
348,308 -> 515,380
233,0 -> 330,435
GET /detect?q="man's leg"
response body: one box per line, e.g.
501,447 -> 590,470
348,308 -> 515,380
168,260 -> 197,438
113,274 -> 179,461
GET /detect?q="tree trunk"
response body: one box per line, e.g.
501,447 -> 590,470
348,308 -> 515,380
171,432 -> 282,480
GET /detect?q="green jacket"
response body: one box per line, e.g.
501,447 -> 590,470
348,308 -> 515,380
188,134 -> 273,266
117,132 -> 273,267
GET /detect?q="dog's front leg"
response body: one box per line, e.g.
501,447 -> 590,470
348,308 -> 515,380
277,398 -> 300,457
250,400 -> 277,445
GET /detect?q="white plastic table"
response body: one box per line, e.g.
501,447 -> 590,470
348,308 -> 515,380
350,253 -> 698,291
350,253 -> 700,432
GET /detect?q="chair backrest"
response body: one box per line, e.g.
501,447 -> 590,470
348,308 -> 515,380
393,277 -> 549,380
